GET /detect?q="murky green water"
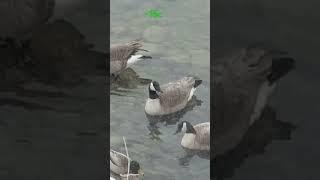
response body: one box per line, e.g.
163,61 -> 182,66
110,0 -> 210,179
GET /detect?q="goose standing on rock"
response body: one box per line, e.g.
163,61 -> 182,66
213,44 -> 295,157
110,40 -> 151,78
174,121 -> 210,151
145,76 -> 202,116
110,149 -> 144,180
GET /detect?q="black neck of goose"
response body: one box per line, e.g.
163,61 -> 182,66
149,88 -> 159,99
186,124 -> 197,134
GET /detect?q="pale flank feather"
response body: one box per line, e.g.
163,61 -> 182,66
194,122 -> 210,150
110,41 -> 149,75
213,45 -> 294,156
250,81 -> 277,125
188,87 -> 196,101
181,122 -> 210,150
159,77 -> 199,112
127,54 -> 144,67
110,149 -> 130,175
145,76 -> 202,115
144,99 -> 162,116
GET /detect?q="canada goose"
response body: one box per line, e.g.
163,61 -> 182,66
145,76 -> 202,116
213,106 -> 296,179
110,40 -> 151,78
0,0 -> 55,45
174,121 -> 210,151
110,149 -> 144,180
213,44 -> 295,156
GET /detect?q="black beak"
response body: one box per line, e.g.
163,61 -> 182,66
267,57 -> 295,84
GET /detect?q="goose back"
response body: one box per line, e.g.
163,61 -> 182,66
213,45 -> 294,156
110,41 -> 143,74
194,122 -> 210,149
158,77 -> 198,112
181,122 -> 210,150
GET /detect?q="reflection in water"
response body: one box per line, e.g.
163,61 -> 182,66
0,97 -> 81,113
212,106 -> 296,180
111,68 -> 152,95
146,96 -> 203,141
1,1 -> 107,179
212,44 -> 295,179
178,148 -> 210,167
1,19 -> 105,87
0,18 -> 105,111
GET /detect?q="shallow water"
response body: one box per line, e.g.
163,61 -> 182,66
110,0 -> 210,179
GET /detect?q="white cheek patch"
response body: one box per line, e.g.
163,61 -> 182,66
181,122 -> 187,133
150,82 -> 156,91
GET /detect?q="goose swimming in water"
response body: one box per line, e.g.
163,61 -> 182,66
213,44 -> 295,156
175,121 -> 210,151
110,40 -> 151,78
110,149 -> 144,180
145,76 -> 202,116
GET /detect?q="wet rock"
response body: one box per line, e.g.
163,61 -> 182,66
111,68 -> 151,90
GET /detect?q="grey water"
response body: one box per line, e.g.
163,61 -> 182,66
214,0 -> 320,179
0,1 -> 107,179
110,0 -> 210,179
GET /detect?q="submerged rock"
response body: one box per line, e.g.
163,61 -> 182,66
111,68 -> 152,90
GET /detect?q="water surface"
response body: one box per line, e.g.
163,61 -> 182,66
110,0 -> 210,179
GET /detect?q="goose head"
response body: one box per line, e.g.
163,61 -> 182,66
148,81 -> 163,99
225,45 -> 295,85
174,121 -> 196,135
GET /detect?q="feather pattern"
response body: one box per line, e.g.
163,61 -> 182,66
110,40 -> 147,75
145,76 -> 202,115
159,77 -> 195,107
110,149 -> 130,175
213,45 -> 294,157
181,122 -> 210,151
